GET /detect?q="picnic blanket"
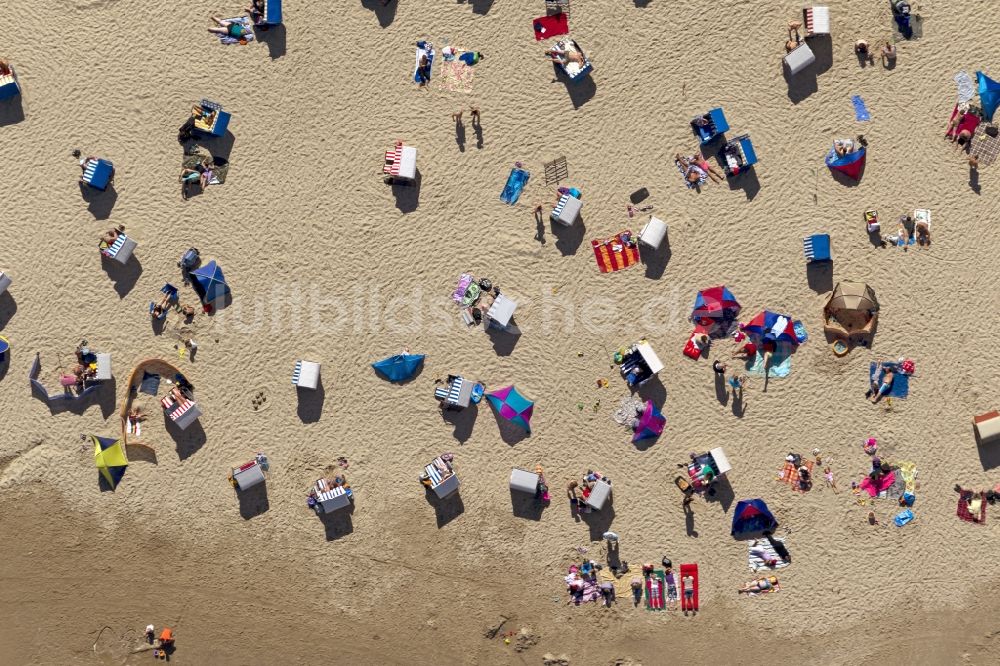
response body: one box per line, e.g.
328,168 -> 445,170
852,95 -> 871,121
533,13 -> 569,40
745,344 -> 792,378
869,362 -> 910,398
748,538 -> 790,571
860,470 -> 896,497
955,71 -> 977,104
591,232 -> 639,273
957,489 -> 987,524
215,17 -> 254,45
183,153 -> 228,185
500,167 -> 529,204
675,159 -> 707,188
970,122 -> 1000,167
438,60 -> 474,93
645,571 -> 666,611
414,43 -> 434,84
139,372 -> 161,395
777,459 -> 814,491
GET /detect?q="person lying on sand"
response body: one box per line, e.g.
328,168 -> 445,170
867,363 -> 894,403
674,154 -> 707,184
738,576 -> 778,594
208,16 -> 250,39
915,219 -> 931,245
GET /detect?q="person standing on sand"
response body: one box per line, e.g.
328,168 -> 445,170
452,110 -> 463,124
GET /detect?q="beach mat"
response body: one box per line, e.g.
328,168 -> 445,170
852,95 -> 871,121
140,372 -> 160,395
533,13 -> 569,40
970,122 -> 1000,168
748,538 -> 790,571
438,59 -> 474,93
746,345 -> 792,378
777,459 -> 813,491
591,232 -> 639,273
500,167 -> 529,204
645,570 -> 666,611
215,17 -> 254,45
414,44 -> 434,84
183,153 -> 229,185
679,563 -> 698,612
957,489 -> 986,524
869,362 -> 910,398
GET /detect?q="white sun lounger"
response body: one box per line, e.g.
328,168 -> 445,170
292,360 -> 320,389
803,6 -> 830,36
550,193 -> 582,226
510,468 -> 540,494
585,478 -> 612,510
784,43 -> 816,76
638,216 -> 668,249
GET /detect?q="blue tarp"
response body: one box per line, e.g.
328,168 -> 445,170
372,353 -> 425,382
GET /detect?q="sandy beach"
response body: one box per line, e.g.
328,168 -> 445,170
3,1 -> 1000,664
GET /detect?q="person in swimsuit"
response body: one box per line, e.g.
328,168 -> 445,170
732,339 -> 757,360
692,152 -> 725,183
786,21 -> 801,53
868,363 -> 894,403
738,576 -> 778,594
674,154 -> 707,184
208,16 -> 250,39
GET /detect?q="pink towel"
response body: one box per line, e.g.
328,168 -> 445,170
859,470 -> 896,497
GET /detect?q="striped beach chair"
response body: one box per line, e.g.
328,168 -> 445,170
0,68 -> 19,100
292,360 -> 320,389
102,233 -> 138,264
193,99 -> 232,137
315,484 -> 351,513
550,192 -> 582,226
803,6 -> 830,36
803,234 -> 831,262
424,456 -> 460,498
82,158 -> 114,191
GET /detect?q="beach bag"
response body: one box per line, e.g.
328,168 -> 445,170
986,125 -> 999,138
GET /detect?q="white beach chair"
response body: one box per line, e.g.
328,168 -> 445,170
292,360 -> 321,389
784,43 -> 816,76
638,216 -> 668,250
585,478 -> 612,510
510,468 -> 540,495
803,6 -> 830,36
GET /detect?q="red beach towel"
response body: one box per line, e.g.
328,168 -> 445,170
680,563 -> 699,612
533,13 -> 569,41
957,490 -> 986,524
946,105 -> 981,139
592,232 -> 639,273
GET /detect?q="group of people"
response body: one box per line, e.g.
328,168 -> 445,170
566,470 -> 610,513
675,152 -> 725,185
888,213 -> 931,247
179,157 -> 217,200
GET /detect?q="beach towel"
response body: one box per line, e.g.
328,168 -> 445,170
438,60 -> 474,93
955,71 -> 977,105
745,344 -> 792,378
885,470 -> 907,500
675,159 -> 707,188
852,95 -> 871,121
679,563 -> 698,612
970,122 -> 1000,167
533,13 -> 569,40
500,167 -> 530,204
946,104 -> 981,139
957,489 -> 986,523
869,362 -> 910,398
748,538 -> 790,571
859,470 -> 896,498
574,578 -> 601,604
140,372 -> 161,396
215,17 -> 255,45
452,273 -> 474,303
645,571 -> 666,611
414,43 -> 434,84
591,232 -> 639,273
777,459 -> 814,491
897,461 -> 918,493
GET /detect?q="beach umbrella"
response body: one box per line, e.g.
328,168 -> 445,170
977,71 -> 1000,121
190,260 -> 230,304
486,385 -> 534,434
743,310 -> 798,345
631,400 -> 665,443
825,282 -> 879,329
691,285 -> 741,336
371,353 -> 425,382
825,144 -> 866,181
92,435 -> 128,489
731,498 -> 778,536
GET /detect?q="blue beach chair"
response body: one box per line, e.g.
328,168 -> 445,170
192,100 -> 231,137
720,135 -> 757,177
692,108 -> 729,144
149,284 -> 178,320
262,0 -> 282,25
803,234 -> 831,262
81,158 -> 114,191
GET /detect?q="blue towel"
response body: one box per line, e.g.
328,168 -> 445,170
140,372 -> 161,395
414,44 -> 434,84
793,320 -> 808,344
500,168 -> 530,204
869,362 -> 910,398
852,95 -> 871,121
745,343 -> 793,378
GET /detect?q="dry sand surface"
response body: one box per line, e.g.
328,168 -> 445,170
3,0 -> 1000,664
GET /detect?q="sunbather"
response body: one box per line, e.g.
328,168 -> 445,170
691,152 -> 725,183
785,21 -> 801,53
100,225 -> 125,245
191,104 -> 216,126
674,154 -> 707,184
867,362 -> 894,403
151,293 -> 173,318
208,15 -> 251,39
749,545 -> 779,567
545,46 -> 584,66
915,219 -> 930,245
245,0 -> 265,23
0,59 -> 11,76
732,339 -> 757,360
738,576 -> 778,594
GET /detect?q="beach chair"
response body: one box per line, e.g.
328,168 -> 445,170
585,478 -> 612,510
424,456 -> 460,499
81,158 -> 114,191
803,234 -> 831,262
292,360 -> 320,389
162,391 -> 202,430
230,459 -> 266,490
486,294 -> 518,331
149,284 -> 178,319
550,192 -> 582,226
0,271 -> 10,295
510,468 -> 541,495
95,353 -> 112,381
262,0 -> 282,25
974,411 -> 1000,445
553,40 -> 593,82
783,43 -> 815,76
620,341 -> 663,387
0,336 -> 8,363
803,6 -> 830,36
692,108 -> 729,144
313,478 -> 352,513
435,375 -> 474,409
720,135 -> 757,177
638,217 -> 667,250
384,142 -> 417,183
0,65 -> 20,100
192,100 -> 231,137
100,233 -> 138,265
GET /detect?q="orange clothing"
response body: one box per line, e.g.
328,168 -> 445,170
159,628 -> 173,643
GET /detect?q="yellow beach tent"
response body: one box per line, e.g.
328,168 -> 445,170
92,435 -> 128,489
